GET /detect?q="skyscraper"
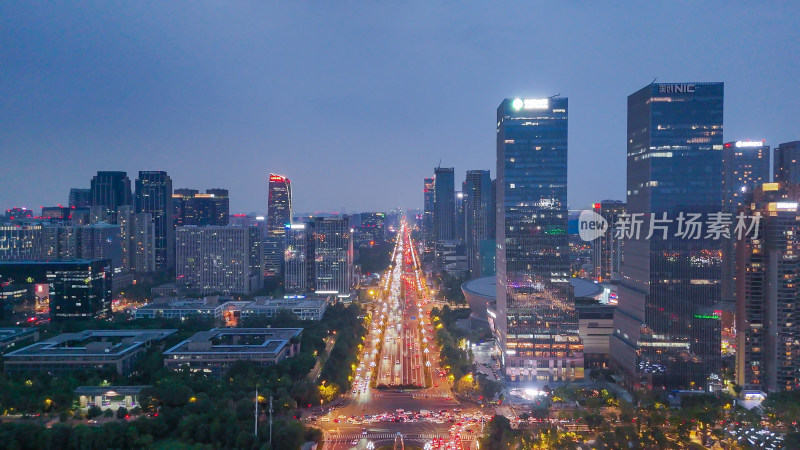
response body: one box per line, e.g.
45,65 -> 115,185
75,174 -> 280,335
90,171 -> 132,216
773,141 -> 800,184
721,140 -> 770,304
265,174 -> 292,277
135,171 -> 174,271
463,170 -> 492,278
68,188 -> 92,208
284,221 -> 315,294
173,188 -> 230,227
495,96 -> 581,382
433,167 -> 455,243
611,82 -> 724,390
314,215 -> 353,297
423,177 -> 435,254
736,182 -> 800,392
591,200 -> 626,282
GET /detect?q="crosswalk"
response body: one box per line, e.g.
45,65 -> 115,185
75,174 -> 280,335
330,433 -> 477,442
410,392 -> 452,399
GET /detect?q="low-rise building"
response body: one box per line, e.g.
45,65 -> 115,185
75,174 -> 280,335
243,297 -> 327,321
75,385 -> 151,411
4,329 -> 176,376
134,296 -> 224,321
0,328 -> 39,353
163,328 -> 302,375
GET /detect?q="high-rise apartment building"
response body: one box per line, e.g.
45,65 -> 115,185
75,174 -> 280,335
736,183 -> 800,392
265,174 -> 292,277
721,140 -> 770,304
90,171 -> 132,217
314,216 -> 353,297
175,225 -> 263,295
433,168 -> 455,243
135,171 -> 173,272
495,96 -> 582,382
464,170 -> 492,278
591,200 -> 626,282
611,82 -> 724,390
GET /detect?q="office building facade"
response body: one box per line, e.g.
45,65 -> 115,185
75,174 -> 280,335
433,167 -> 455,243
464,170 -> 492,278
721,140 -> 770,304
314,216 -> 353,297
0,260 -> 112,320
496,96 -> 582,382
773,141 -> 800,185
611,82 -> 724,390
69,188 -> 92,208
423,177 -> 435,256
265,174 -> 292,276
173,188 -> 230,227
284,222 -> 315,294
175,225 -> 263,295
135,171 -> 174,271
90,171 -> 132,217
736,183 -> 800,392
591,200 -> 626,282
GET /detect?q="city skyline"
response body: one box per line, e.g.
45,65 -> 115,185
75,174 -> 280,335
3,2 -> 799,213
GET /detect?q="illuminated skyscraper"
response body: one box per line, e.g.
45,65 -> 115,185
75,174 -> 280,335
611,82 -> 724,390
173,188 -> 230,227
284,221 -> 315,294
721,140 -> 770,304
135,171 -> 174,271
591,200 -> 626,282
495,96 -> 581,382
265,174 -> 292,276
423,177 -> 435,253
314,215 -> 353,297
736,183 -> 800,392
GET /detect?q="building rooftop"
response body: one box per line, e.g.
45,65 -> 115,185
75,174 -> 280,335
164,328 -> 302,356
75,385 -> 151,396
4,329 -> 176,358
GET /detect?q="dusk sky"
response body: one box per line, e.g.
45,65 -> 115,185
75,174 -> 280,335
2,2 -> 798,214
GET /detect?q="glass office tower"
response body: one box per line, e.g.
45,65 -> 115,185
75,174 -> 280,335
495,97 -> 582,382
135,171 -> 174,271
265,174 -> 292,276
611,82 -> 724,390
423,177 -> 435,254
433,167 -> 455,243
464,170 -> 492,278
721,140 -> 770,304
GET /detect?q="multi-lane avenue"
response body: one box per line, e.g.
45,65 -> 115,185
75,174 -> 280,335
310,220 -> 486,449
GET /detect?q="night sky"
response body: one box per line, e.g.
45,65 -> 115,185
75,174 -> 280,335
2,2 -> 798,214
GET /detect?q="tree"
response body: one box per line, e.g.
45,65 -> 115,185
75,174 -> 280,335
87,405 -> 103,419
